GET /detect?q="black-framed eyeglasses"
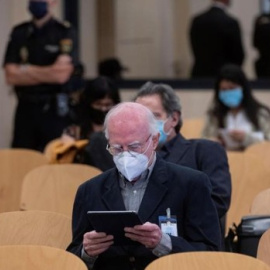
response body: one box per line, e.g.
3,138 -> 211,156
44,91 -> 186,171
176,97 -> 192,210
106,134 -> 152,156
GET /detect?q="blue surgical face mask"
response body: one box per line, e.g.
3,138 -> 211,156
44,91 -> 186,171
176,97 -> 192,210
28,1 -> 48,19
156,119 -> 171,145
218,87 -> 243,108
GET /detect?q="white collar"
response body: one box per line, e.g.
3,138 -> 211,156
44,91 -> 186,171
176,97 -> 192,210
212,2 -> 227,10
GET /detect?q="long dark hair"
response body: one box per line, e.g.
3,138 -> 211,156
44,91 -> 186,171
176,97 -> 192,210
208,64 -> 270,129
79,76 -> 121,138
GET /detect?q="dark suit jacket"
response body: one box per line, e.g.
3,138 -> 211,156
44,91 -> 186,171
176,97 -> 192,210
189,6 -> 244,77
67,157 -> 221,270
253,13 -> 270,77
159,134 -> 231,220
82,131 -> 114,172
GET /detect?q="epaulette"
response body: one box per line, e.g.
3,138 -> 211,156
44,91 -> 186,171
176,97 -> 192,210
13,21 -> 32,31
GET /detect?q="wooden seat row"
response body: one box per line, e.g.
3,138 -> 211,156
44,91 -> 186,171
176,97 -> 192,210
0,148 -> 102,216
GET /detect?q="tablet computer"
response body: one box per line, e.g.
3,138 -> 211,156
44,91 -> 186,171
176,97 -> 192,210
87,210 -> 142,246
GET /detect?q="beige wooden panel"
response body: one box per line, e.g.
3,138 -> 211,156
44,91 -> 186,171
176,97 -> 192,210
250,188 -> 270,215
0,210 -> 71,250
226,152 -> 270,233
257,228 -> 270,267
245,142 -> 270,173
20,164 -> 102,217
115,0 -> 174,78
181,118 -> 204,138
0,245 -> 87,270
146,251 -> 270,270
0,149 -> 48,212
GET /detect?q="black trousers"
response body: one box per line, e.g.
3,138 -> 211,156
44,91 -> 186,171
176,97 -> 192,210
12,98 -> 71,152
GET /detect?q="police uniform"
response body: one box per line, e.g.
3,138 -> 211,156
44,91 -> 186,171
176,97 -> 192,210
3,18 -> 78,151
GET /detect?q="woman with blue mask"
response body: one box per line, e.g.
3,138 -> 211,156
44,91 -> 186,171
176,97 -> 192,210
202,64 -> 270,150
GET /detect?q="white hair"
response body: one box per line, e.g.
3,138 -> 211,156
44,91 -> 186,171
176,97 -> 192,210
104,102 -> 158,139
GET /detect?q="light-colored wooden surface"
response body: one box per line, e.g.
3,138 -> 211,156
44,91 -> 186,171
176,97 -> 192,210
257,228 -> 270,267
250,188 -> 270,215
20,164 -> 102,216
0,245 -> 87,270
145,251 -> 270,270
0,149 -> 48,212
0,210 -> 71,249
226,151 -> 270,233
181,118 -> 204,139
245,142 -> 270,172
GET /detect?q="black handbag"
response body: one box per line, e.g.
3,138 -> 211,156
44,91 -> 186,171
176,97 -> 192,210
225,215 -> 270,257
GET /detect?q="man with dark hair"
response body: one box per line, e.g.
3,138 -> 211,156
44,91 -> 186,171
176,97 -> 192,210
134,81 -> 231,240
3,0 -> 79,151
189,0 -> 244,78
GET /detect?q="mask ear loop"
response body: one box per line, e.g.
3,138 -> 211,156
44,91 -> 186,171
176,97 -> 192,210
143,135 -> 157,168
163,116 -> 173,136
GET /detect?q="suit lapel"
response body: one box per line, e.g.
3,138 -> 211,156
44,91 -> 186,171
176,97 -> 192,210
162,134 -> 190,164
138,157 -> 169,222
100,159 -> 171,221
102,169 -> 126,210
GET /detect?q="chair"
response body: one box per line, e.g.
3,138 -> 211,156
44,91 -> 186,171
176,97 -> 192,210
0,210 -> 71,249
0,245 -> 87,270
181,118 -> 204,139
145,251 -> 270,270
250,188 -> 270,215
20,164 -> 102,216
226,151 -> 270,234
0,148 -> 48,212
257,228 -> 270,267
245,141 -> 270,172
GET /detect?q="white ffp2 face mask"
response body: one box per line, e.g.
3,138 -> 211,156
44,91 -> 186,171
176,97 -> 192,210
113,151 -> 149,181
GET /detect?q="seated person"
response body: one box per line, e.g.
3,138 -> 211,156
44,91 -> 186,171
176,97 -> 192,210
62,76 -> 120,170
98,57 -> 128,80
201,64 -> 270,150
67,102 -> 221,270
134,82 -> 231,239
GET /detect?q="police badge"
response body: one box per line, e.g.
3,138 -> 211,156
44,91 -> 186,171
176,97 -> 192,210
60,39 -> 73,54
20,47 -> 29,63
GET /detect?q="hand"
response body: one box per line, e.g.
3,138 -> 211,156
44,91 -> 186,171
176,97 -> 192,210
62,125 -> 80,141
55,54 -> 72,65
229,130 -> 246,142
124,222 -> 162,249
83,230 -> 114,257
51,54 -> 74,84
60,133 -> 75,144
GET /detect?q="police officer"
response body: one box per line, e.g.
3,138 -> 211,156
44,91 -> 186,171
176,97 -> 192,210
3,0 -> 79,151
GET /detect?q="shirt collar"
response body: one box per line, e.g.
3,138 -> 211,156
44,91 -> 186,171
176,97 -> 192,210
212,2 -> 227,10
31,17 -> 55,32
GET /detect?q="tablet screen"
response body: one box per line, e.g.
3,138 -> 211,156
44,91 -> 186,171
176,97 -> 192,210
87,211 -> 143,246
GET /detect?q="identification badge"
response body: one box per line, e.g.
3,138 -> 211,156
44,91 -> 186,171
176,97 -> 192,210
60,39 -> 73,54
158,208 -> 178,236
